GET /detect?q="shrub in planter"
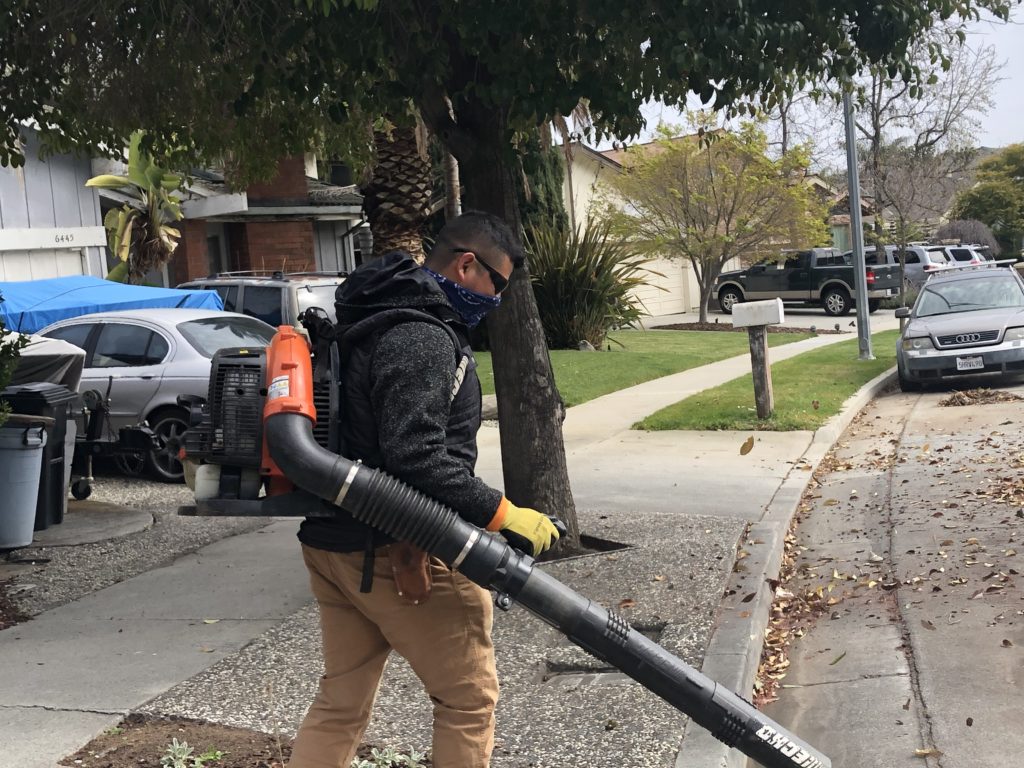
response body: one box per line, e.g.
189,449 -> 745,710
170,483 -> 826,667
526,220 -> 661,349
0,292 -> 28,427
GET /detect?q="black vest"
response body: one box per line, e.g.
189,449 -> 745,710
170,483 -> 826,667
296,308 -> 483,553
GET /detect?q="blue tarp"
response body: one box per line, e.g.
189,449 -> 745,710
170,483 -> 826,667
0,275 -> 224,333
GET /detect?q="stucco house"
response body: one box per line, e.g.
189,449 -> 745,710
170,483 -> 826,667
561,139 -> 734,316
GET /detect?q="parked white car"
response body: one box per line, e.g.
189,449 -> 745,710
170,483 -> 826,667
38,308 -> 276,481
847,245 -> 952,289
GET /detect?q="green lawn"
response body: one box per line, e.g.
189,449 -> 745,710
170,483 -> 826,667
635,330 -> 899,431
475,328 -> 814,407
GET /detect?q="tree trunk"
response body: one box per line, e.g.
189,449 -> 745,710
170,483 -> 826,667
439,104 -> 580,549
443,151 -> 461,220
699,283 -> 711,324
363,124 -> 432,261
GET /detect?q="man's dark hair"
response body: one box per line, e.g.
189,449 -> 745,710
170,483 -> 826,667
428,210 -> 524,270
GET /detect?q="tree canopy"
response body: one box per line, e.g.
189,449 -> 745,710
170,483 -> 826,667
952,144 -> 1024,256
601,121 -> 828,321
2,1 -> 1016,177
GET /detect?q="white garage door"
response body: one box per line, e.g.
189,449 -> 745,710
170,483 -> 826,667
631,256 -> 688,316
0,249 -> 86,280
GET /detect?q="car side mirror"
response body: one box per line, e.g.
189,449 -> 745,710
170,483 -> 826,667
895,307 -> 911,318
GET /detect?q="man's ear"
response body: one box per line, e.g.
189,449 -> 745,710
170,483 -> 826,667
454,250 -> 475,279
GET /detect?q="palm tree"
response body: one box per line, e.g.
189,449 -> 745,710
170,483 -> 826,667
86,132 -> 184,283
362,119 -> 433,261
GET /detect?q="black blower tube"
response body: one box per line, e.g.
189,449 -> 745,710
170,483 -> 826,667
265,412 -> 831,768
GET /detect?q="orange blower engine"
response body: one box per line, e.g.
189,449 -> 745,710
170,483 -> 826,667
261,326 -> 317,496
177,322 -> 336,515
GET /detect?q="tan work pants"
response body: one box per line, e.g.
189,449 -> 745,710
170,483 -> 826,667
288,544 -> 499,768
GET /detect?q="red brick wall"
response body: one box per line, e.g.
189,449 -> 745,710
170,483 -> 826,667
234,221 -> 316,273
171,219 -> 208,284
246,155 -> 308,205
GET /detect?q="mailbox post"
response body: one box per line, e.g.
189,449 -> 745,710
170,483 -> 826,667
732,299 -> 785,420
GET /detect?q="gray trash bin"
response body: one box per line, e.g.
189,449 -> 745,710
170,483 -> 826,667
0,383 -> 77,530
0,417 -> 48,549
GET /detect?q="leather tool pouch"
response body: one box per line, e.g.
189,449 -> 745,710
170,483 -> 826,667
388,542 -> 432,604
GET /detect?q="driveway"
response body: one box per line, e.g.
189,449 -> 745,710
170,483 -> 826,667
763,381 -> 1024,767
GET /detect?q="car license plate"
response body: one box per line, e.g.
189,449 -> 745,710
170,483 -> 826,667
956,356 -> 984,371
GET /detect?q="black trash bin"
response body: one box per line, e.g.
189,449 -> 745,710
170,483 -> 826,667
0,383 -> 78,530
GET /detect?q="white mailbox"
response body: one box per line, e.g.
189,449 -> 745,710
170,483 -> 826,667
731,298 -> 785,328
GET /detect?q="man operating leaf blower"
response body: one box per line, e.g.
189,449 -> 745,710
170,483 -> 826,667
289,211 -> 560,768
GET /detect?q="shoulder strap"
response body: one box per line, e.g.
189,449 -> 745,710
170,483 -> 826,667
339,308 -> 467,403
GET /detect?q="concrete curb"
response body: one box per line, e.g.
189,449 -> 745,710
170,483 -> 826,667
674,366 -> 897,768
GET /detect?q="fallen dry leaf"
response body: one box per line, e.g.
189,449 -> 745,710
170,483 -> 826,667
921,620 -> 937,631
914,747 -> 942,758
618,598 -> 636,610
740,435 -> 755,455
1002,639 -> 1014,648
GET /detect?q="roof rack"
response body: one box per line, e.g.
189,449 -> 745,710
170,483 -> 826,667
927,260 -> 1018,276
203,269 -> 348,279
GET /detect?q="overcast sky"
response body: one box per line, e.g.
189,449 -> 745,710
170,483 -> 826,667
970,11 -> 1023,148
604,12 -> 1024,156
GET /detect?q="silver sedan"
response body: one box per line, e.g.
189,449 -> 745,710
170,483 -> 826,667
38,308 -> 277,481
896,267 -> 1024,391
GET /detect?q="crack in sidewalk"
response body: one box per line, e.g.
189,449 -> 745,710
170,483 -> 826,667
884,394 -> 945,768
0,703 -> 123,716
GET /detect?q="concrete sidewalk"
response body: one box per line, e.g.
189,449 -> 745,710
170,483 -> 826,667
0,318 -> 897,768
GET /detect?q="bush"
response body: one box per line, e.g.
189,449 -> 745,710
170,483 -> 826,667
0,292 -> 28,427
526,220 -> 661,349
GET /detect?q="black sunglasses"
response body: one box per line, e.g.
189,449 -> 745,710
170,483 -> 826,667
452,246 -> 509,294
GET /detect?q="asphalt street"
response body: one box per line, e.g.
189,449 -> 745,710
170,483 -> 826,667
764,382 -> 1024,767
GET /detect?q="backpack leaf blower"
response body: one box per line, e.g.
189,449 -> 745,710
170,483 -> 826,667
179,325 -> 830,768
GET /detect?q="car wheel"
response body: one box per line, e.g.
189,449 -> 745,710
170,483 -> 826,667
822,288 -> 851,316
718,287 -> 743,315
898,367 -> 920,393
146,407 -> 189,483
114,452 -> 147,478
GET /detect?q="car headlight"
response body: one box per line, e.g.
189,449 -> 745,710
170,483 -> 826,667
902,336 -> 934,351
1005,326 -> 1024,341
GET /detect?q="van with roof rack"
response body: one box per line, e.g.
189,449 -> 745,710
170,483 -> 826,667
177,271 -> 347,327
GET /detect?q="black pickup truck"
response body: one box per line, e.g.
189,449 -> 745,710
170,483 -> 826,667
714,248 -> 902,316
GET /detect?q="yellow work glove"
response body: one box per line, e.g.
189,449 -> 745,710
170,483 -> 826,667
487,497 -> 562,557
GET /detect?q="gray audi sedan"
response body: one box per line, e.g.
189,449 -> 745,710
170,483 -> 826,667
896,266 -> 1024,391
38,308 -> 277,481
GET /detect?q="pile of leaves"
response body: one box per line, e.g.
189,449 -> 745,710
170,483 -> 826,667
752,514 -> 841,707
939,388 -> 1024,407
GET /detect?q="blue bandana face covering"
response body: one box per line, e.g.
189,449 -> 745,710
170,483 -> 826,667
423,267 -> 501,328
